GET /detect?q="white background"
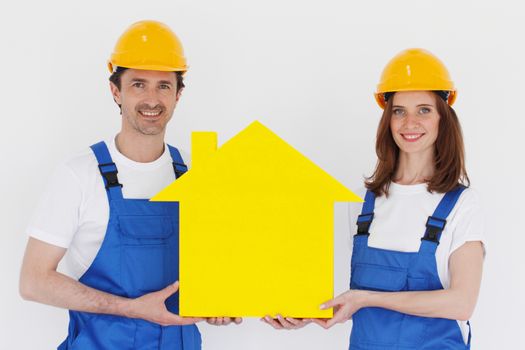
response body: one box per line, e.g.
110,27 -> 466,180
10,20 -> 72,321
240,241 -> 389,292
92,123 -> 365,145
1,0 -> 523,348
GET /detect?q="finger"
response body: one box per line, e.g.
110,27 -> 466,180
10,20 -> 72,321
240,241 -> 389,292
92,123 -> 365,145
234,317 -> 243,324
320,295 -> 344,310
163,312 -> 204,326
178,316 -> 205,325
160,281 -> 180,299
276,314 -> 296,329
325,310 -> 347,328
310,318 -> 331,329
206,317 -> 217,325
264,315 -> 284,329
222,317 -> 232,325
285,317 -> 309,327
325,317 -> 339,328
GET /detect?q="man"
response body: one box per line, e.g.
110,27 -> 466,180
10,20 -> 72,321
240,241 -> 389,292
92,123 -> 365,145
19,20 -> 240,349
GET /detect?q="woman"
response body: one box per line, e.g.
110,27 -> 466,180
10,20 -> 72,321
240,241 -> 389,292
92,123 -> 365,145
263,48 -> 485,349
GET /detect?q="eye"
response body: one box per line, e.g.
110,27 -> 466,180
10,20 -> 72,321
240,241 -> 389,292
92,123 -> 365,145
419,107 -> 431,114
392,108 -> 405,116
159,84 -> 171,90
132,82 -> 145,88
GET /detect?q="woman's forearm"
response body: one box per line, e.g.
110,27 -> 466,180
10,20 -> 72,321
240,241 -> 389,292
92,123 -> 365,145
363,288 -> 474,321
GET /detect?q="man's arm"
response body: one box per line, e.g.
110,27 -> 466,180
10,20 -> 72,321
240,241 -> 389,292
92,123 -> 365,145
19,237 -> 202,326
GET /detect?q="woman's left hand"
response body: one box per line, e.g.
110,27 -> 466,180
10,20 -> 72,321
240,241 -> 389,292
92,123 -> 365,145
261,314 -> 311,330
206,317 -> 243,326
311,290 -> 370,329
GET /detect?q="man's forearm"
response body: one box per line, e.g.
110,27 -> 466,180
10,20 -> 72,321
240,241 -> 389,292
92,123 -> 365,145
22,269 -> 132,317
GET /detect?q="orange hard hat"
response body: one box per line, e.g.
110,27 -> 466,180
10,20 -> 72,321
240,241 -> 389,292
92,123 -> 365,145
374,48 -> 456,109
108,20 -> 188,73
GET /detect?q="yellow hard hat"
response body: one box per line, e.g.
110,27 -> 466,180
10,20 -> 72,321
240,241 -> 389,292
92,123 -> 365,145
374,48 -> 456,109
108,20 -> 188,73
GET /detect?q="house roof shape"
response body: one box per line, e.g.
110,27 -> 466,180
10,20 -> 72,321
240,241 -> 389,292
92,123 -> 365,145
151,120 -> 362,203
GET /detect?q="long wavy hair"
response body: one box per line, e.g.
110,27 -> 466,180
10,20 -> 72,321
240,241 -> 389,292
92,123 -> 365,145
365,92 -> 470,196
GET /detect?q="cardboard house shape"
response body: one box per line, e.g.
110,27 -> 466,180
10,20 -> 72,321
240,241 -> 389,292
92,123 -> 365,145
151,121 -> 362,318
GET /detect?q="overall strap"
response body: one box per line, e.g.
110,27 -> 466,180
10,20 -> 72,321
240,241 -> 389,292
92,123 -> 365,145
167,145 -> 188,179
90,141 -> 124,200
355,190 -> 376,236
421,185 -> 467,245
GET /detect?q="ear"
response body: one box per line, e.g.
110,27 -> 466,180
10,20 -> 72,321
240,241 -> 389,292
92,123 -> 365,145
110,81 -> 122,105
175,87 -> 184,102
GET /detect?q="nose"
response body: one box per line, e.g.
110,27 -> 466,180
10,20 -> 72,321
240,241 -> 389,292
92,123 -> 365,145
142,86 -> 161,106
404,112 -> 420,128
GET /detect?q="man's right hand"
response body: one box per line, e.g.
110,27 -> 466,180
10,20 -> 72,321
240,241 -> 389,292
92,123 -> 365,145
126,281 -> 204,326
20,238 -> 203,326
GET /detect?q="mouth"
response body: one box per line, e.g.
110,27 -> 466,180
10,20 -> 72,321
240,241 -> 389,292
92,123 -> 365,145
400,133 -> 425,142
138,109 -> 163,120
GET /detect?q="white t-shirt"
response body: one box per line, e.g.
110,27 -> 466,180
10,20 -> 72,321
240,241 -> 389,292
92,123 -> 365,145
26,137 -> 186,280
348,182 -> 486,344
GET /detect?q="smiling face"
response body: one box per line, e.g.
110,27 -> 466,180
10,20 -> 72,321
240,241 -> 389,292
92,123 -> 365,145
389,91 -> 440,157
110,69 -> 182,136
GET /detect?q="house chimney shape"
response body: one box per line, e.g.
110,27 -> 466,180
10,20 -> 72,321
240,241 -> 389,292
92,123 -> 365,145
192,132 -> 218,169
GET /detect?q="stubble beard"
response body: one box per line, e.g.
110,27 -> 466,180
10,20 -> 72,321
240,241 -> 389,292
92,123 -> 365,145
124,107 -> 173,136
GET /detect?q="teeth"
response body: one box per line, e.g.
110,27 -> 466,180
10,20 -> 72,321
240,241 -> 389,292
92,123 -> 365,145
140,111 -> 161,116
403,134 -> 422,140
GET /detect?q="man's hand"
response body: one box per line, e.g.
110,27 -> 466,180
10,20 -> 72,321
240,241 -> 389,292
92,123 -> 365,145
20,238 -> 204,326
127,281 -> 204,326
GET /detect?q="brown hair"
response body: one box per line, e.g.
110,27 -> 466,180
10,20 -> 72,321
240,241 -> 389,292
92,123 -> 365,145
365,92 -> 470,196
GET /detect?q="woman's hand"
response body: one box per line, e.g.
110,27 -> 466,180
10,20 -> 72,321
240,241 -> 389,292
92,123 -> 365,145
261,314 -> 311,330
206,317 -> 243,326
311,290 -> 370,329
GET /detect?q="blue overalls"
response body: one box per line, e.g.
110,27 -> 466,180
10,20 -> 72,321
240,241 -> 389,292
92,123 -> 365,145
58,141 -> 201,350
349,186 -> 470,350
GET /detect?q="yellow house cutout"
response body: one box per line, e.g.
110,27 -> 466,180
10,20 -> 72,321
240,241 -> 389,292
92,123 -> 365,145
151,121 -> 362,318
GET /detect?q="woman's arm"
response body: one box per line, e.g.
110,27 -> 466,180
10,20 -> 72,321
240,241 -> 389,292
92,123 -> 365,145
313,241 -> 484,329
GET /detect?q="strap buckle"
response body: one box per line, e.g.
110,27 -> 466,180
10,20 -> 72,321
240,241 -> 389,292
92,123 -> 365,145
173,162 -> 188,179
422,216 -> 447,243
356,213 -> 374,236
98,162 -> 123,189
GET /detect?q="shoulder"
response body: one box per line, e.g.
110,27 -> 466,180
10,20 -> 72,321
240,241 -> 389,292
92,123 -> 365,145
457,186 -> 482,205
443,186 -> 486,255
48,143 -> 110,197
61,146 -> 99,182
449,186 -> 483,218
449,187 -> 484,229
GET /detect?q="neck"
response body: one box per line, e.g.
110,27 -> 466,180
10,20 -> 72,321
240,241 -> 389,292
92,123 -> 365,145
393,150 -> 435,185
115,130 -> 165,163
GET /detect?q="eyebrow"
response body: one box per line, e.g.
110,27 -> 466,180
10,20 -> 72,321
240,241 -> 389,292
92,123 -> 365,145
392,104 -> 434,108
129,78 -> 173,85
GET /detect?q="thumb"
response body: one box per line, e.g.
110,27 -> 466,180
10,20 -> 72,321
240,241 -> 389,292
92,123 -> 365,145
161,281 -> 180,299
319,295 -> 343,310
